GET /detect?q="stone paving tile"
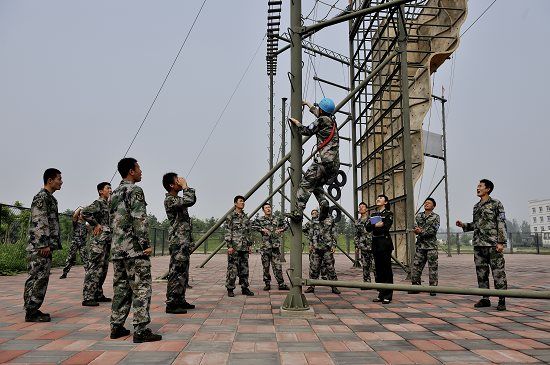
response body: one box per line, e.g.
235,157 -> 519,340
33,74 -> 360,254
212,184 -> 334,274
228,352 -> 279,365
117,350 -> 178,364
1,254 -> 549,364
428,350 -> 491,363
9,350 -> 76,363
521,349 -> 550,363
329,351 -> 385,364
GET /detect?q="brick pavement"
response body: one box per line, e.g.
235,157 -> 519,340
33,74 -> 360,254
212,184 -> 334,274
1,253 -> 549,364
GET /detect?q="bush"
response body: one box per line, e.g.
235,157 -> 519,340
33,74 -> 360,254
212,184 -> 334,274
0,242 -> 83,276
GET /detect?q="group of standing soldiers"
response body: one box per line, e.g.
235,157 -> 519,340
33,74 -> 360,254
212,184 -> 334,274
22,95 -> 510,348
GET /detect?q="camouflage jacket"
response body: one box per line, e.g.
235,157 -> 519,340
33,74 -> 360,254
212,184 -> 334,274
354,216 -> 372,251
27,188 -> 61,252
251,215 -> 288,249
415,211 -> 440,250
164,188 -> 196,248
224,210 -> 252,251
304,216 -> 336,250
110,180 -> 150,259
463,197 -> 507,247
297,113 -> 339,166
72,220 -> 88,247
82,197 -> 111,243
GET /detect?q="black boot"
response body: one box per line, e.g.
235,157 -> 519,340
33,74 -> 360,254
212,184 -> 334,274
263,283 -> 271,291
304,286 -> 315,293
110,326 -> 131,339
474,298 -> 491,308
82,299 -> 99,307
166,304 -> 187,314
180,301 -> 196,310
133,328 -> 162,343
227,290 -> 235,297
284,211 -> 303,223
59,272 -> 67,279
319,205 -> 329,221
25,310 -> 51,322
278,283 -> 289,290
242,287 -> 255,296
496,298 -> 506,311
331,287 -> 341,295
96,295 -> 112,303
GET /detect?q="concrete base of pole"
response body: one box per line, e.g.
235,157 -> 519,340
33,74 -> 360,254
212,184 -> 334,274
280,307 -> 315,318
280,306 -> 315,318
281,291 -> 311,312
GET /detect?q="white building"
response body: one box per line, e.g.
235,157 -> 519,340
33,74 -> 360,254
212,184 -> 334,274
528,199 -> 550,233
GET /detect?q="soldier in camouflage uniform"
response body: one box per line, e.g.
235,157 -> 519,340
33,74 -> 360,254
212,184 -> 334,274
81,182 -> 112,305
224,195 -> 255,297
163,173 -> 197,314
457,179 -> 508,311
24,168 -> 63,322
409,198 -> 440,295
304,213 -> 341,294
304,208 -> 327,280
251,203 -> 289,291
355,202 -> 374,287
287,98 -> 339,222
109,158 -> 161,343
60,208 -> 89,279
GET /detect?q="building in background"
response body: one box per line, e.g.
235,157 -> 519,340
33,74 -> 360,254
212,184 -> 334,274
528,199 -> 550,234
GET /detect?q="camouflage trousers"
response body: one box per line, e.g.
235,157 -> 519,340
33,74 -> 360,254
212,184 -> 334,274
62,242 -> 88,275
166,245 -> 190,306
226,251 -> 249,290
23,252 -> 52,313
309,248 -> 338,281
296,161 -> 339,211
309,249 -> 328,279
110,257 -> 152,331
360,249 -> 374,283
473,246 -> 507,299
83,240 -> 111,301
411,249 -> 438,286
260,247 -> 284,285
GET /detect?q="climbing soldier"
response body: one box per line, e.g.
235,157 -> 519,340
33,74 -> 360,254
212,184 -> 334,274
456,179 -> 508,311
288,98 -> 340,222
60,207 -> 89,279
163,173 -> 197,314
252,202 -> 289,291
409,198 -> 440,295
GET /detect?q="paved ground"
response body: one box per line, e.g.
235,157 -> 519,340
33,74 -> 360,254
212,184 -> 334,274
1,253 -> 549,364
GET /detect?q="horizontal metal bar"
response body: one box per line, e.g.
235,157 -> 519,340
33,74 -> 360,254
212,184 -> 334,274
303,279 -> 550,300
304,0 -> 414,34
313,76 -> 349,91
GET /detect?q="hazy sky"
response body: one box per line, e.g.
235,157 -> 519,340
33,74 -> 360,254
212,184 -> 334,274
1,1 -> 548,229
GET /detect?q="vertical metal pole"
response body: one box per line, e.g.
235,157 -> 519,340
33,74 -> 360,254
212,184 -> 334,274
439,97 -> 452,257
349,11 -> 361,269
397,7 -> 415,267
281,97 -> 287,262
536,233 -> 540,254
456,232 -> 460,255
282,0 -> 309,311
269,73 -> 275,206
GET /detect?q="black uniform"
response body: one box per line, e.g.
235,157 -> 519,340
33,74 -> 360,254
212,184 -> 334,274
366,209 -> 394,301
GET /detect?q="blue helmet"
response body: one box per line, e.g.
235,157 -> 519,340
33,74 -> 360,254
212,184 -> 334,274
318,98 -> 335,115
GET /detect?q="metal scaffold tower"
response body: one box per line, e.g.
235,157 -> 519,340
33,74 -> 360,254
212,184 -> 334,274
348,0 -> 467,267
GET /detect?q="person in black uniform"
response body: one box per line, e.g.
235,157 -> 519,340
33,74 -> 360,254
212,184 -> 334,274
366,194 -> 394,304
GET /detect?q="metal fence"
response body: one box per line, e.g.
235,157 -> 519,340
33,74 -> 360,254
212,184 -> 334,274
3,203 -> 549,256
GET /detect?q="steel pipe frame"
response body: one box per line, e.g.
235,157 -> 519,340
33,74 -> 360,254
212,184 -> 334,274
302,278 -> 550,300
